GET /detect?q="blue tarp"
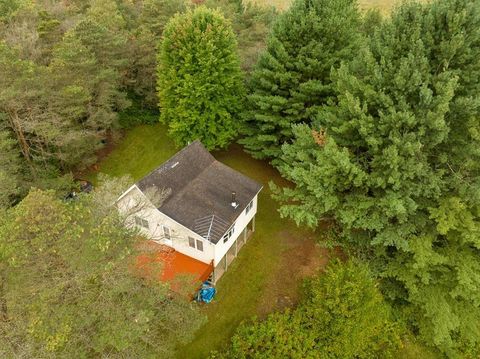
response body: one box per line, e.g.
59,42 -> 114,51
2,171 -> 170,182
196,281 -> 216,303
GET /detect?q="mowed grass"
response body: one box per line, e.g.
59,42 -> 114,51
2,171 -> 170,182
90,125 -> 177,180
89,123 -> 322,358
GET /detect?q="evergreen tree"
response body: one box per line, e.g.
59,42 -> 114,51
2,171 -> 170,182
157,6 -> 244,150
239,0 -> 361,162
273,0 -> 480,355
124,0 -> 187,108
72,0 -> 130,116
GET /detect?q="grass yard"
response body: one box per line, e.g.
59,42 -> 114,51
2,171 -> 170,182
89,123 -> 439,359
88,123 -> 329,358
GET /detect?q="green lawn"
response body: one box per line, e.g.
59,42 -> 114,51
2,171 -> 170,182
89,123 -> 324,358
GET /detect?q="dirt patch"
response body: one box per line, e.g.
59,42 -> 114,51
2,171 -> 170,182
74,130 -> 124,178
256,231 -> 332,317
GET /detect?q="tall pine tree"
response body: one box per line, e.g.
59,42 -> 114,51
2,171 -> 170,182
273,0 -> 480,355
239,0 -> 361,162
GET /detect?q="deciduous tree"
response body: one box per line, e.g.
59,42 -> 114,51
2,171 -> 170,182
216,261 -> 401,358
157,6 -> 244,150
0,183 -> 205,358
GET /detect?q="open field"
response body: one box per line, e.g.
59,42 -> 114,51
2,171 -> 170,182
247,0 -> 415,13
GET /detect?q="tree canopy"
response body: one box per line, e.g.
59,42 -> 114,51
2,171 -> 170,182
0,0 -> 271,204
157,6 -> 245,150
273,0 -> 480,355
0,182 -> 205,358
239,0 -> 362,162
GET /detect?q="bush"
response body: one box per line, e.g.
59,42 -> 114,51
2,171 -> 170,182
217,260 -> 402,358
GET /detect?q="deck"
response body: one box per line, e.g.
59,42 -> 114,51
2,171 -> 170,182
136,241 -> 213,285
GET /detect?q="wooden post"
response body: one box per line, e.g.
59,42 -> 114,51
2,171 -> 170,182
243,226 -> 247,242
225,254 -> 228,272
235,238 -> 238,257
252,216 -> 256,232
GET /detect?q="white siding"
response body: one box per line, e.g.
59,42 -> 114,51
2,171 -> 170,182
213,194 -> 258,265
116,186 -> 215,264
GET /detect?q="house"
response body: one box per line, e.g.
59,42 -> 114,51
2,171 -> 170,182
117,141 -> 262,283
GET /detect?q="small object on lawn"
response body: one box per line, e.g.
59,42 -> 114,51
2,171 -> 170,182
196,281 -> 216,304
64,191 -> 78,201
79,180 -> 93,193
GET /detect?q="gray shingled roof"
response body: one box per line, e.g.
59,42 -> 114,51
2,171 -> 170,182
136,141 -> 262,244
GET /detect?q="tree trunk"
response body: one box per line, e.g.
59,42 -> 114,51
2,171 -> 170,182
7,108 -> 37,180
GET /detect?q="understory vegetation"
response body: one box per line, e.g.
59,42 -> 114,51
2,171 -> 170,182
1,0 -> 479,358
0,0 -> 274,207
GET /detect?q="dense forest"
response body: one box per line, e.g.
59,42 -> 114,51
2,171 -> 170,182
0,0 -> 274,208
1,0 -> 480,358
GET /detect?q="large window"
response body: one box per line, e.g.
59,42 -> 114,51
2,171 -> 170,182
188,237 -> 203,252
245,200 -> 254,215
134,216 -> 149,229
163,226 -> 171,240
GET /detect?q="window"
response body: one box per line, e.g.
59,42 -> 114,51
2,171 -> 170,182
223,223 -> 235,243
245,200 -> 254,215
188,237 -> 203,252
163,226 -> 171,240
134,216 -> 149,229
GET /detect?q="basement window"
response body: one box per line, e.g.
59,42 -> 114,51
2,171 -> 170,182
134,216 -> 149,229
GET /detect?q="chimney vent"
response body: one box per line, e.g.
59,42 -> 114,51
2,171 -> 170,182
231,191 -> 238,208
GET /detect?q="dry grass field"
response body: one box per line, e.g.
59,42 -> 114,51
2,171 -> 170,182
246,0 -> 410,14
